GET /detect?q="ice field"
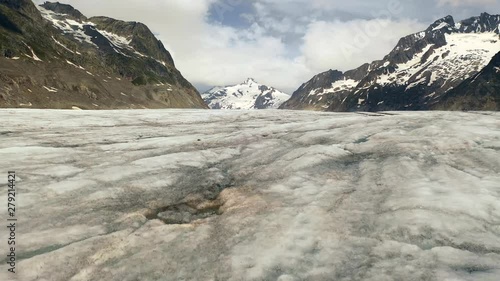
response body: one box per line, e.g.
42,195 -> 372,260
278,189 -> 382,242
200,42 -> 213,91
0,109 -> 499,281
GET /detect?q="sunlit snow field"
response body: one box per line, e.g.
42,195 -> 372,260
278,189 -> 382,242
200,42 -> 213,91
1,109 -> 499,281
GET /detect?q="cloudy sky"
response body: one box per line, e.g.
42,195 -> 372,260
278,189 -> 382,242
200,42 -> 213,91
33,0 -> 500,93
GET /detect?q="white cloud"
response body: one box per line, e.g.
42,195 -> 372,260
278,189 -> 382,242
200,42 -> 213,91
301,19 -> 426,72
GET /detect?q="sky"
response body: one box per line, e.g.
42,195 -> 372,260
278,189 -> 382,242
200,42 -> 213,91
33,0 -> 500,93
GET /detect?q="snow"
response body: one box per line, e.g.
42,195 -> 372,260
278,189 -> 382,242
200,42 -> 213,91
37,6 -> 97,47
52,36 -> 78,55
414,31 -> 426,40
43,86 -> 58,92
420,32 -> 500,86
302,23 -> 500,110
22,43 -> 42,61
405,77 -> 427,90
321,79 -> 358,96
202,79 -> 290,109
0,109 -> 499,281
38,6 -> 138,58
66,60 -> 85,70
432,22 -> 450,31
377,44 -> 435,85
376,32 -> 500,89
97,29 -> 132,50
428,71 -> 439,86
36,5 -> 173,68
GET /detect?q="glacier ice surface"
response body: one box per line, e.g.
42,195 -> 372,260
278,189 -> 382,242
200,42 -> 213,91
0,109 -> 499,281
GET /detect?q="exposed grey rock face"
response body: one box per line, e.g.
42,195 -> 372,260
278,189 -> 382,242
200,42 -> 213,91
280,13 -> 500,112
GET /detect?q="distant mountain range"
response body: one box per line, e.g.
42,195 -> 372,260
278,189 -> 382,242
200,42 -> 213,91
0,0 -> 207,109
202,78 -> 290,109
281,13 -> 500,111
1,2 -> 498,112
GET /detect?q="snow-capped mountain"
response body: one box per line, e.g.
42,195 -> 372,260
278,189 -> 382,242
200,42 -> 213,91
281,13 -> 500,111
202,78 -> 290,109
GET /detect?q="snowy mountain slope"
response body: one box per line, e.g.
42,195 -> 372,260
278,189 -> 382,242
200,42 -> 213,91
0,1 -> 206,109
435,51 -> 500,110
2,109 -> 500,281
202,78 -> 290,109
281,13 -> 500,111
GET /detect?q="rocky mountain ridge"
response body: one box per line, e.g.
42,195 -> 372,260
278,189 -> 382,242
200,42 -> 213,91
280,13 -> 500,111
0,0 -> 207,109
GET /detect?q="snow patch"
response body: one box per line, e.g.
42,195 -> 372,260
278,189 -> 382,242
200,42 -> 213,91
22,43 -> 42,61
43,86 -> 58,93
52,36 -> 78,55
432,22 -> 450,31
66,60 -> 85,70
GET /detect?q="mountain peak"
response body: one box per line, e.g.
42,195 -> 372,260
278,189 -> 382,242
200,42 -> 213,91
427,15 -> 455,32
439,15 -> 455,23
41,1 -> 87,21
457,13 -> 500,33
202,80 -> 289,110
244,78 -> 257,84
0,0 -> 41,19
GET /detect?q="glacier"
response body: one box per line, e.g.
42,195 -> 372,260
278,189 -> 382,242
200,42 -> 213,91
0,109 -> 499,281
